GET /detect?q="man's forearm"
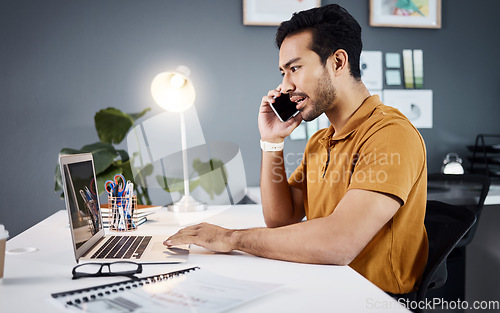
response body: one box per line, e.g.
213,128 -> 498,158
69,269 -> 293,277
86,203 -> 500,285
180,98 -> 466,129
228,218 -> 351,265
260,150 -> 302,227
165,218 -> 347,265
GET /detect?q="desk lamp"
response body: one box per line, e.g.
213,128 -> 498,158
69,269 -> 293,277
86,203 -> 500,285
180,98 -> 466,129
151,66 -> 206,212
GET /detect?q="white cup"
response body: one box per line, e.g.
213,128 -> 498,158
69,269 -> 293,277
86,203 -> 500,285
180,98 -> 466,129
0,224 -> 9,280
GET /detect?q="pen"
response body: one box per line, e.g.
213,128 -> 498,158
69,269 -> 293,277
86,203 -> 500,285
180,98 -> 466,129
124,181 -> 135,228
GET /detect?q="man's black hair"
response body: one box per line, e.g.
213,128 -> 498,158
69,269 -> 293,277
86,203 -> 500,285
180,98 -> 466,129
275,4 -> 362,79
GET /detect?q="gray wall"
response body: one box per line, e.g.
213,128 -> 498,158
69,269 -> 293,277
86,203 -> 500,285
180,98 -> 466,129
1,0 -> 500,237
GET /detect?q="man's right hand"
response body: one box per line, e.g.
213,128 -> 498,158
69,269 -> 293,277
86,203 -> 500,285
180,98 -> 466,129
258,86 -> 302,143
258,86 -> 306,228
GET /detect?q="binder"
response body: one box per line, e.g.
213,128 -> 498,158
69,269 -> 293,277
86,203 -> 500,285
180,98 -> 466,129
51,267 -> 282,313
402,49 -> 414,88
413,49 -> 424,88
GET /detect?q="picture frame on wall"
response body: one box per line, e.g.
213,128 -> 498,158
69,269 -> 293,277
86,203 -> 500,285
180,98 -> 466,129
243,0 -> 321,26
369,0 -> 441,29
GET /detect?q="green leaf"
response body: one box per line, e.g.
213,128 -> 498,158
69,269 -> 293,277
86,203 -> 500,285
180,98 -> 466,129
80,142 -> 118,175
94,108 -> 134,144
56,143 -> 118,192
54,165 -> 63,192
56,107 -> 152,201
120,160 -> 134,183
157,176 -> 182,193
156,176 -> 200,193
96,165 -> 123,197
129,107 -> 151,122
131,163 -> 154,188
80,141 -> 116,152
60,148 -> 83,155
116,149 -> 130,163
193,158 -> 228,200
129,151 -> 154,187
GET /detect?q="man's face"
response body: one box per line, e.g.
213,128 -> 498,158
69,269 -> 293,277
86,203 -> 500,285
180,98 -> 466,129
279,30 -> 336,122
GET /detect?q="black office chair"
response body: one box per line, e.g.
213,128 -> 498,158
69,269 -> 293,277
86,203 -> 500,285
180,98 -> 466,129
396,200 -> 476,313
427,173 -> 490,247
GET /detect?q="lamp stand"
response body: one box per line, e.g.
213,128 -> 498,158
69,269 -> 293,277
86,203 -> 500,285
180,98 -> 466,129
168,194 -> 206,212
167,111 -> 206,212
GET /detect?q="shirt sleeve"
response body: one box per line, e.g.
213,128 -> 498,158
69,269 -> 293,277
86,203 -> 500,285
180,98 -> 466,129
288,159 -> 305,190
347,120 -> 426,204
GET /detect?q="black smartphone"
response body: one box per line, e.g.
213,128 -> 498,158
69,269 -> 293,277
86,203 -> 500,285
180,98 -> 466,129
270,93 -> 300,122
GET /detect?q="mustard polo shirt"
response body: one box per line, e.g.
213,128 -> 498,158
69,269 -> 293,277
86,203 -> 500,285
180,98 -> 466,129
288,95 -> 428,294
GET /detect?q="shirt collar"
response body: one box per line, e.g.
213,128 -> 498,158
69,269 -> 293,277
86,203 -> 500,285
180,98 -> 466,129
318,95 -> 382,147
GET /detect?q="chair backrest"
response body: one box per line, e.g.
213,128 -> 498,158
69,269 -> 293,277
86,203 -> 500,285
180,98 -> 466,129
427,173 -> 490,246
417,200 -> 476,303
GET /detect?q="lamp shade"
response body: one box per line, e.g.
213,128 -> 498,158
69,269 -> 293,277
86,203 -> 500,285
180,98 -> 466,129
151,70 -> 196,112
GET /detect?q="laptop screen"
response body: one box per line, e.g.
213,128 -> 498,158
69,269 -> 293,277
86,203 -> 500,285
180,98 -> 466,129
61,157 -> 102,250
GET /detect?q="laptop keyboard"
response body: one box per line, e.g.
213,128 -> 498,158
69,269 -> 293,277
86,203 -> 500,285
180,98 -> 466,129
91,236 -> 152,259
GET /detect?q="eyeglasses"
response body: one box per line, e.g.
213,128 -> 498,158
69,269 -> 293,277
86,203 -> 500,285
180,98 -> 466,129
72,261 -> 142,280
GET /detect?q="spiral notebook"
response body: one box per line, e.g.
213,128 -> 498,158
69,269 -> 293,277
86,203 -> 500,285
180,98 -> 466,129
51,267 -> 282,313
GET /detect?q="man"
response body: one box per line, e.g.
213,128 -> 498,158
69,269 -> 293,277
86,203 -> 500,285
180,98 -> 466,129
165,4 -> 428,295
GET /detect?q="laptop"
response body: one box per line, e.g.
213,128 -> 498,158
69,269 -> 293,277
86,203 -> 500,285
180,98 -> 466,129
59,153 -> 189,264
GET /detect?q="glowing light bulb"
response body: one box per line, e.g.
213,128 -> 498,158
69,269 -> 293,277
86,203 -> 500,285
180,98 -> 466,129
151,70 -> 195,112
170,74 -> 186,89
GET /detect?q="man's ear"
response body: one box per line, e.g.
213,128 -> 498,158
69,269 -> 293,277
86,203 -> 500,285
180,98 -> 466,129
330,49 -> 349,76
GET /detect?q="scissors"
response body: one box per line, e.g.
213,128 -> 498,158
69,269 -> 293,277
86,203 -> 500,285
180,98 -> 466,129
104,174 -> 126,197
89,178 -> 97,197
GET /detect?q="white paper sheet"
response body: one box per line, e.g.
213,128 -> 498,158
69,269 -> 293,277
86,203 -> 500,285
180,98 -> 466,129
383,89 -> 433,128
360,51 -> 383,90
53,269 -> 282,313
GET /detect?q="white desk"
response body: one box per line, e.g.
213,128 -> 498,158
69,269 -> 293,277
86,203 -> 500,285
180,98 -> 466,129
0,205 -> 409,312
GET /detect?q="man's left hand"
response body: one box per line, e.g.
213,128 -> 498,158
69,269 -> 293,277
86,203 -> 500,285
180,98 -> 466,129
164,223 -> 235,253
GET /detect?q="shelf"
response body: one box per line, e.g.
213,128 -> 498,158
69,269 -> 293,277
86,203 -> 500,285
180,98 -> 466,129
467,156 -> 500,165
470,167 -> 500,177
467,145 -> 500,153
468,134 -> 500,177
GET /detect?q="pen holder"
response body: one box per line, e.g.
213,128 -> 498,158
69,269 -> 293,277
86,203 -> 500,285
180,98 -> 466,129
108,195 -> 137,231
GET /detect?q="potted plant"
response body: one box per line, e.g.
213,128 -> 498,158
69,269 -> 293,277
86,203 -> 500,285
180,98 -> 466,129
54,107 -> 153,205
55,107 -> 229,205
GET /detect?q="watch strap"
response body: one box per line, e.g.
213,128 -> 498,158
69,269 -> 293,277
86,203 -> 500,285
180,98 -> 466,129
260,140 -> 284,152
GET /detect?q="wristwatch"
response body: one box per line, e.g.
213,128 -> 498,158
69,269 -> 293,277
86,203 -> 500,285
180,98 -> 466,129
260,140 -> 284,152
